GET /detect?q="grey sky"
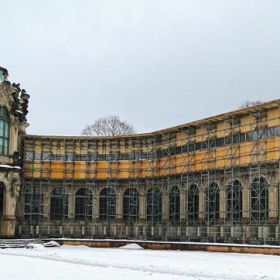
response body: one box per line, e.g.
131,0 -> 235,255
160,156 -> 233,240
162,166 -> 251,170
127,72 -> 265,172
1,0 -> 280,136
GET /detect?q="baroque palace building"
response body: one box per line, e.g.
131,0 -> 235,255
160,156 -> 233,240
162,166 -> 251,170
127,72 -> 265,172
1,67 -> 280,243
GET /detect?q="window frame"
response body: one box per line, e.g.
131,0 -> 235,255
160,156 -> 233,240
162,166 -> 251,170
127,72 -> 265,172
0,106 -> 10,155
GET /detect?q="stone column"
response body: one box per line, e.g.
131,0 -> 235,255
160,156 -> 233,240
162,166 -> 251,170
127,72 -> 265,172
220,187 -> 226,219
1,172 -> 20,237
139,190 -> 146,221
68,189 -> 75,219
93,189 -> 99,220
269,178 -> 278,219
116,189 -> 123,221
242,182 -> 250,219
2,191 -> 16,237
198,187 -> 204,220
162,187 -> 169,223
43,189 -> 50,219
180,187 -> 186,222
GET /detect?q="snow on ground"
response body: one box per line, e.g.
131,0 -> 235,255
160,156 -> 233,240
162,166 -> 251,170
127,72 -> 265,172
119,243 -> 144,249
0,244 -> 280,280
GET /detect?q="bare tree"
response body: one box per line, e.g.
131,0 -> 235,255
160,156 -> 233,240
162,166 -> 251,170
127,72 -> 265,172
82,115 -> 136,136
240,100 -> 262,109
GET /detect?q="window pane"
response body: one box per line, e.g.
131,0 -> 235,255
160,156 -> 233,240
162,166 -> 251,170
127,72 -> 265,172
0,109 -> 9,155
4,122 -> 9,138
3,140 -> 8,155
0,121 -> 3,137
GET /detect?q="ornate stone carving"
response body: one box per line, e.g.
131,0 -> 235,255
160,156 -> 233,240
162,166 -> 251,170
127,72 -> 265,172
0,83 -> 14,110
0,68 -> 30,124
11,83 -> 30,123
8,172 -> 21,198
0,67 -> 29,237
0,67 -> 8,82
0,171 -> 21,198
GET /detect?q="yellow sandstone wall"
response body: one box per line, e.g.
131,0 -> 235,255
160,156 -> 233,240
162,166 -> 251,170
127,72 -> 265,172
23,102 -> 280,180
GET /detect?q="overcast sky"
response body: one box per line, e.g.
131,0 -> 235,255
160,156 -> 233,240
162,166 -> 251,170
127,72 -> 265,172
1,0 -> 280,136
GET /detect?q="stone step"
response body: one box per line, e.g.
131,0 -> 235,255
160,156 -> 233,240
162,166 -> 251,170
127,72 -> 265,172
0,239 -> 42,249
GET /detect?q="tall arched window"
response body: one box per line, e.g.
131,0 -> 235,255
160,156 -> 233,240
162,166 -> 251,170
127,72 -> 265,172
0,107 -> 9,155
188,184 -> 199,223
24,186 -> 44,220
147,188 -> 162,222
123,188 -> 139,221
169,186 -> 180,224
205,182 -> 219,223
75,188 -> 92,220
99,187 -> 116,220
251,177 -> 269,223
50,187 -> 68,220
226,180 -> 242,221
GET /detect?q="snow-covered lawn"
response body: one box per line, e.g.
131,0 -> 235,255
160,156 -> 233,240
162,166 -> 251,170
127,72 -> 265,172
0,244 -> 279,280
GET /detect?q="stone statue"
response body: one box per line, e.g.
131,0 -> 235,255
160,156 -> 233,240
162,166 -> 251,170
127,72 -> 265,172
0,67 -> 8,83
6,172 -> 21,198
9,83 -> 30,123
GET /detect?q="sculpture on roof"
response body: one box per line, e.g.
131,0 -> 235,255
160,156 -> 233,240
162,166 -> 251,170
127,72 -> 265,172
0,67 -> 30,123
0,67 -> 8,83
11,83 -> 30,122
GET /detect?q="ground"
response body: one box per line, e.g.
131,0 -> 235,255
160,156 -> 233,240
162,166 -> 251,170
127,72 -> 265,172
0,244 -> 279,280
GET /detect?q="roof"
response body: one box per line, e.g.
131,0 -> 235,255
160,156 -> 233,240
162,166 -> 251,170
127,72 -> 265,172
26,98 -> 280,141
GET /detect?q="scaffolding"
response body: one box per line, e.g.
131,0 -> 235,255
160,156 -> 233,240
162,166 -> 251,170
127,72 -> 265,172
19,100 -> 280,243
146,187 -> 162,223
99,187 -> 116,220
123,188 -> 139,222
75,188 -> 92,220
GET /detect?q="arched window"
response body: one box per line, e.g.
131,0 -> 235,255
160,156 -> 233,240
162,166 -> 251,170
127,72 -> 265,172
205,182 -> 219,223
50,187 -> 68,220
251,177 -> 269,223
123,188 -> 139,221
188,184 -> 199,223
226,180 -> 242,221
99,187 -> 116,220
0,182 -> 4,217
147,188 -> 162,222
75,188 -> 92,220
0,107 -> 9,155
24,186 -> 44,220
169,186 -> 180,223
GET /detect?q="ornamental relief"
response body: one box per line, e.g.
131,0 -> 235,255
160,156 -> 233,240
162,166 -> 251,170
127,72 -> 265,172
0,85 -> 13,111
0,81 -> 30,123
7,172 -> 21,198
0,171 -> 21,199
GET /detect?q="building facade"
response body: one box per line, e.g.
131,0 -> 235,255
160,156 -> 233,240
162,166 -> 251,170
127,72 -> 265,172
1,67 -> 280,243
0,67 -> 29,237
